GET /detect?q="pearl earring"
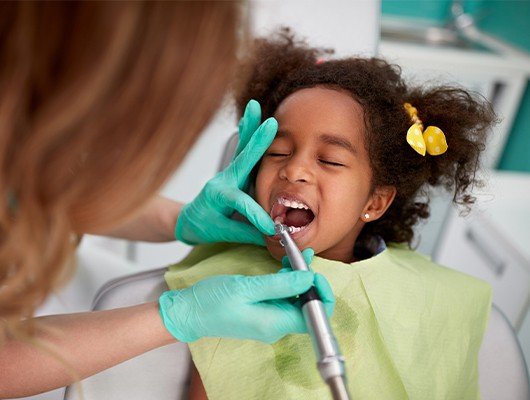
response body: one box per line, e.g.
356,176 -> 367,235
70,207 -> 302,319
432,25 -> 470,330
364,213 -> 370,219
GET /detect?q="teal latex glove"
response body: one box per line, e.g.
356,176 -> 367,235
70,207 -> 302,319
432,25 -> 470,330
280,248 -> 335,317
235,99 -> 263,186
176,100 -> 276,246
159,270 -> 318,344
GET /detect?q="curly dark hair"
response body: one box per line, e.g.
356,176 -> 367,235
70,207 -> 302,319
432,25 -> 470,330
234,29 -> 496,245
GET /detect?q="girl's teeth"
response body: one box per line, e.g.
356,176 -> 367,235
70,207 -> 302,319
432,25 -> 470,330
278,197 -> 310,210
287,225 -> 308,233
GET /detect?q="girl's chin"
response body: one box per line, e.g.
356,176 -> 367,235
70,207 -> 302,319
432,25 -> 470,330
265,236 -> 315,263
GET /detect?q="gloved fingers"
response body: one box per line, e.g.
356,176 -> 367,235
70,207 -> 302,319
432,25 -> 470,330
281,247 -> 315,270
302,248 -> 315,266
264,302 -> 308,343
214,218 -> 266,246
223,189 -> 275,237
229,117 -> 277,185
314,273 -> 336,317
176,208 -> 237,245
264,275 -> 335,343
241,271 -> 314,302
235,99 -> 262,158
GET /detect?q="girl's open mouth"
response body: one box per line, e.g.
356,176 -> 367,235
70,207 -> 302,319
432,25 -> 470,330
270,196 -> 315,237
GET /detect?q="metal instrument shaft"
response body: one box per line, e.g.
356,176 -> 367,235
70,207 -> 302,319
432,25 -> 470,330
275,223 -> 351,400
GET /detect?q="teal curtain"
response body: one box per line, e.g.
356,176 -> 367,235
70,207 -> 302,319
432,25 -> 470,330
477,1 -> 530,171
382,0 -> 452,21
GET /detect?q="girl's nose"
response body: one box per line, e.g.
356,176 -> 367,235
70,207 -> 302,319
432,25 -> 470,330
279,155 -> 313,184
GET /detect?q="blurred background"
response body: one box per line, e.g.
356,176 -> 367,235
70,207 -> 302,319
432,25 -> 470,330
27,1 -> 530,399
377,0 -> 530,372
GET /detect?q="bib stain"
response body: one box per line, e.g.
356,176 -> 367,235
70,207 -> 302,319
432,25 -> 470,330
272,298 -> 357,390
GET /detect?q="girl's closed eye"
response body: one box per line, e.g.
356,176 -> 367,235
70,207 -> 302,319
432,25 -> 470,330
318,152 -> 348,167
319,158 -> 345,167
265,148 -> 290,157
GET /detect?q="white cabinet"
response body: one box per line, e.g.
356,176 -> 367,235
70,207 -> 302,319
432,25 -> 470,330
435,204 -> 530,329
433,171 -> 530,377
434,171 -> 530,330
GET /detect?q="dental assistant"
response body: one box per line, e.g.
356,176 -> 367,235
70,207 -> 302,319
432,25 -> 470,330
0,2 -> 333,397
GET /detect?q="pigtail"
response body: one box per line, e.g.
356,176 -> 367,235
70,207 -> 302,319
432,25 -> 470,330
364,85 -> 496,245
406,87 -> 496,208
233,28 -> 331,119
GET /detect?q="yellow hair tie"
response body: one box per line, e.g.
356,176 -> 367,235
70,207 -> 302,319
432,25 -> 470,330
404,103 -> 447,156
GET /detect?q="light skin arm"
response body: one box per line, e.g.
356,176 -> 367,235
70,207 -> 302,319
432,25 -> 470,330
96,195 -> 183,242
0,302 -> 175,398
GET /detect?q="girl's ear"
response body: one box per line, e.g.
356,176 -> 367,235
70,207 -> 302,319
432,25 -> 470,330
361,186 -> 396,222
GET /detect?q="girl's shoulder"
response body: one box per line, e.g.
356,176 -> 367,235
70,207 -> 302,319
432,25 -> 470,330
384,242 -> 492,296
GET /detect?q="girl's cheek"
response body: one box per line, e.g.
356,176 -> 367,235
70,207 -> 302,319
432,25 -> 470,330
257,163 -> 277,184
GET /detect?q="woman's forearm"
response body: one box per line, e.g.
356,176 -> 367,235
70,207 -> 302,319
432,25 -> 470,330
0,302 -> 176,398
96,195 -> 183,242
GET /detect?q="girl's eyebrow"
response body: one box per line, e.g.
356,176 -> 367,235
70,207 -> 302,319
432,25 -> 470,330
275,129 -> 290,138
318,133 -> 357,154
275,129 -> 357,154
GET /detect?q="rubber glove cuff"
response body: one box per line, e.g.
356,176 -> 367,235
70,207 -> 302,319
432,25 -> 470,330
159,290 -> 198,342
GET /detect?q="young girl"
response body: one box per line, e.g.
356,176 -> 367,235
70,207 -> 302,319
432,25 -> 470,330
166,29 -> 496,399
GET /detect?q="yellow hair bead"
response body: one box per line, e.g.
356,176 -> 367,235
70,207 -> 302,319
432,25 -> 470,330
404,103 -> 448,156
406,123 -> 426,156
423,126 -> 448,155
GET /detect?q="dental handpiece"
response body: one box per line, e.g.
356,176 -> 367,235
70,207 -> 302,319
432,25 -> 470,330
275,224 -> 351,400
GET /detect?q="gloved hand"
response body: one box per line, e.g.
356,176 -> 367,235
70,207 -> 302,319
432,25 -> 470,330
175,100 -> 276,246
159,270 -> 319,344
280,248 -> 335,317
234,99 -> 263,190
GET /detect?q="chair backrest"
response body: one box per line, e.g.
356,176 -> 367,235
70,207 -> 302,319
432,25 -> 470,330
479,304 -> 530,400
64,268 -> 191,400
65,266 -> 530,400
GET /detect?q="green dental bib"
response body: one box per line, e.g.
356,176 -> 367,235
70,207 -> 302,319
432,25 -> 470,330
165,243 -> 491,400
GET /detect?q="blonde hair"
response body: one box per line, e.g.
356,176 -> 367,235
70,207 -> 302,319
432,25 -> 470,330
0,1 -> 240,339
